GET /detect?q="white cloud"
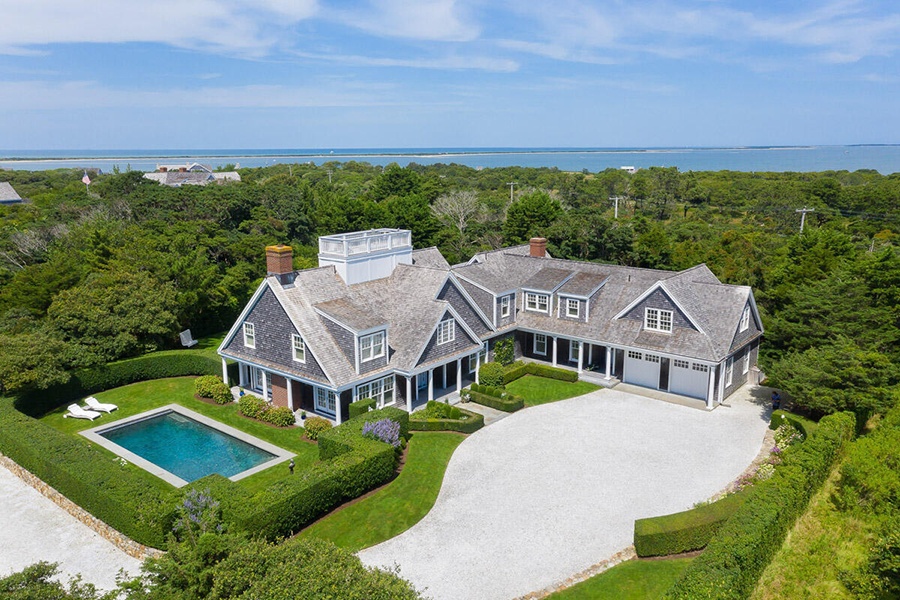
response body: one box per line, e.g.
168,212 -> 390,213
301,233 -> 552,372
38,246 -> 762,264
333,0 -> 480,42
292,50 -> 518,72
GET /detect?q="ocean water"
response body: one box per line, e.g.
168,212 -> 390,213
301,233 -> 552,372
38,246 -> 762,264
1,145 -> 899,174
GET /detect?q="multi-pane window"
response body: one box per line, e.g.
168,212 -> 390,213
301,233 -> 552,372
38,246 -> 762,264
742,352 -> 750,374
525,292 -> 549,312
674,359 -> 690,369
645,353 -> 661,363
360,331 -> 385,362
469,349 -> 486,372
569,340 -> 580,362
725,357 -> 734,387
628,350 -> 642,360
291,333 -> 305,363
500,295 -> 511,318
437,318 -> 456,345
566,298 -> 579,318
534,333 -> 547,355
243,322 -> 255,348
645,308 -> 673,332
740,307 -> 750,332
692,363 -> 709,372
356,375 -> 394,407
314,387 -> 336,414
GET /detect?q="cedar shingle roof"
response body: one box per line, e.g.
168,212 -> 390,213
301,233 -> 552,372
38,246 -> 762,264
0,182 -> 22,203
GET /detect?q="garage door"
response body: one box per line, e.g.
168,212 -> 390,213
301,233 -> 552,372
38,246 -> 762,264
624,350 -> 661,389
669,359 -> 709,400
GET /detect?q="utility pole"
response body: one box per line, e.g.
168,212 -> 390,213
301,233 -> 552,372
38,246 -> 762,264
326,169 -> 333,184
796,207 -> 815,233
609,196 -> 623,219
507,182 -> 517,204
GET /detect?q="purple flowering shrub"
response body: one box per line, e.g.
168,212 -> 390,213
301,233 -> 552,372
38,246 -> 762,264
362,418 -> 401,447
172,488 -> 223,543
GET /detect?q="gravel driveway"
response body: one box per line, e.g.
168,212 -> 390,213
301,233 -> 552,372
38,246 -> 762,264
359,387 -> 770,600
0,462 -> 143,591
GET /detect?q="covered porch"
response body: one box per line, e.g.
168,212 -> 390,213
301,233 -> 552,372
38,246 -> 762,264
396,351 -> 483,414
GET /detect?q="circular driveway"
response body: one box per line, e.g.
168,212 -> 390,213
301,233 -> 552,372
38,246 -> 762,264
359,388 -> 770,600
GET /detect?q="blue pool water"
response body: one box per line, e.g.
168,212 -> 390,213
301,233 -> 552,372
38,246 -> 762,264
100,411 -> 276,482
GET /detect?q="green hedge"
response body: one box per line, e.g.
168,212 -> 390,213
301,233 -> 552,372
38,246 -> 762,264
471,383 -> 505,397
502,363 -> 529,384
16,352 -> 226,417
634,491 -> 749,557
465,388 -> 524,412
195,375 -> 233,405
409,401 -> 484,434
318,407 -> 409,459
478,362 -> 505,387
0,397 -> 174,547
500,362 -> 580,385
664,411 -> 855,599
348,397 -> 376,419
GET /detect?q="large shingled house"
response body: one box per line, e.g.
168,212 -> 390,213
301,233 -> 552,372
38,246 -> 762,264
218,229 -> 763,422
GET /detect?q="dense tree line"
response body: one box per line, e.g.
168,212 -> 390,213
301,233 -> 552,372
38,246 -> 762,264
1,163 -> 898,414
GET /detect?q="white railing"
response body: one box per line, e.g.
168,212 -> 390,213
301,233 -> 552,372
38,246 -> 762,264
319,229 -> 412,257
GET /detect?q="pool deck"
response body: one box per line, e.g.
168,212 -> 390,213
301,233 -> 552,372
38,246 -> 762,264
80,404 -> 295,487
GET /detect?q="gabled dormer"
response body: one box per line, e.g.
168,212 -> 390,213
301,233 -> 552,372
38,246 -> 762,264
437,275 -> 493,336
729,294 -> 763,352
415,306 -> 483,367
521,267 -> 575,316
314,298 -> 389,375
614,283 -> 702,334
555,271 -> 608,323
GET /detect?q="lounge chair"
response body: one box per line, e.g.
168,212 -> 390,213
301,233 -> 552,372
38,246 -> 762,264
85,396 -> 118,413
64,404 -> 102,421
179,329 -> 198,348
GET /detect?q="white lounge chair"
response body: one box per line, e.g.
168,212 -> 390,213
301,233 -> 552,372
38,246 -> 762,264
179,329 -> 198,348
85,397 -> 118,413
64,404 -> 102,421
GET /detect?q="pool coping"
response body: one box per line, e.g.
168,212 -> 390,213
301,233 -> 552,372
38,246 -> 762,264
80,404 -> 295,488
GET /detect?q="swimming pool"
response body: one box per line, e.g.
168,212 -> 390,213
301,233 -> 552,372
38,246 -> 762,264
81,404 -> 294,487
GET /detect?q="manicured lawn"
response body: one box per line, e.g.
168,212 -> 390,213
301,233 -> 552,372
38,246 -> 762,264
40,376 -> 319,493
547,557 -> 694,600
506,374 -> 600,407
296,431 -> 465,552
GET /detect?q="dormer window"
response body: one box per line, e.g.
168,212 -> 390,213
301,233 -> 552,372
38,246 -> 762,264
243,322 -> 256,348
292,333 -> 306,363
360,331 -> 385,362
740,307 -> 750,332
526,292 -> 549,313
645,308 -> 673,333
500,295 -> 511,318
437,318 -> 456,345
566,298 -> 579,318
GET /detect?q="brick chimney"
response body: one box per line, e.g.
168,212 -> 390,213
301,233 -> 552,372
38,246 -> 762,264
179,167 -> 187,172
529,237 -> 547,258
159,166 -> 168,172
266,244 -> 294,275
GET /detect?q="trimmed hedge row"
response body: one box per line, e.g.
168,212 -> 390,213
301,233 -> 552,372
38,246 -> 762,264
634,491 -> 749,557
409,401 -> 485,434
664,411 -> 855,599
769,410 -> 809,438
501,362 -> 580,385
0,397 -> 174,547
348,397 -> 376,419
465,388 -> 524,412
319,407 -> 409,460
16,352 -> 227,417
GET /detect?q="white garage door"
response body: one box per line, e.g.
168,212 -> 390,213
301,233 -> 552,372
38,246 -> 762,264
624,351 -> 660,389
669,359 -> 709,400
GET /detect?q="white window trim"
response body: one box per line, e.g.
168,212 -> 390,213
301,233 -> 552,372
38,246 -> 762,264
469,349 -> 486,372
725,357 -> 734,387
360,331 -> 385,362
437,318 -> 456,345
356,375 -> 395,408
644,307 -> 673,333
500,295 -> 511,318
314,387 -> 337,414
243,322 -> 256,349
525,292 -> 549,313
566,298 -> 579,318
291,333 -> 305,363
534,333 -> 547,356
569,339 -> 580,363
742,352 -> 750,374
740,307 -> 750,332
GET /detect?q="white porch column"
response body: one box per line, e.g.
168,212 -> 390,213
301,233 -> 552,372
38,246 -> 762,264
261,370 -> 268,401
717,361 -> 726,404
552,337 -> 558,367
428,370 -> 434,402
406,377 -> 413,413
605,347 -> 612,380
287,378 -> 295,411
456,357 -> 462,391
577,342 -> 584,373
221,358 -> 229,385
239,363 -> 247,387
475,357 -> 481,384
706,366 -> 716,410
442,364 -> 447,389
335,392 -> 343,425
588,344 -> 593,367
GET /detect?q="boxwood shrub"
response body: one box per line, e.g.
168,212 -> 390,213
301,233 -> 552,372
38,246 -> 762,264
634,491 -> 749,557
465,388 -> 524,412
303,416 -> 333,441
195,375 -> 233,404
348,397 -> 376,419
471,383 -> 505,397
664,411 -> 855,599
16,352 -> 225,417
409,401 -> 484,434
478,362 -> 505,387
502,362 -> 529,384
238,395 -> 267,419
263,406 -> 296,428
0,397 -> 174,548
523,363 -> 579,382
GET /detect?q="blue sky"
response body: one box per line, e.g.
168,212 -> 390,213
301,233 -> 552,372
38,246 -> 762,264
1,0 -> 898,149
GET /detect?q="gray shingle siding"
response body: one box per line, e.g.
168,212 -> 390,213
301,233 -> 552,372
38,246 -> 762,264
359,336 -> 389,375
557,296 -> 586,323
623,288 -> 695,331
458,279 -> 494,324
438,281 -> 491,336
223,287 -> 328,381
496,293 -> 516,328
417,311 -> 479,366
321,317 -> 357,368
729,303 -> 762,352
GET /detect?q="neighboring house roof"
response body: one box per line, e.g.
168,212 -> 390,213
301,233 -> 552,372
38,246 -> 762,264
0,182 -> 23,203
143,169 -> 241,187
